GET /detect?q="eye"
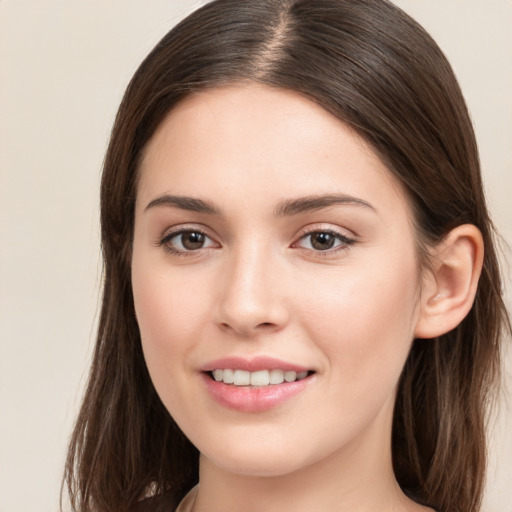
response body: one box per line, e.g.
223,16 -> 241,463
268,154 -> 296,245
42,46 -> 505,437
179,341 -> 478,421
160,229 -> 218,253
295,230 -> 354,252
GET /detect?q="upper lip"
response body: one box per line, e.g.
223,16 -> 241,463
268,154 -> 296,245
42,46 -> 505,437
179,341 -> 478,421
200,356 -> 311,373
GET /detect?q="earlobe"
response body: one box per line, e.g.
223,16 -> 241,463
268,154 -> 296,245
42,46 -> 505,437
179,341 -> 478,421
414,224 -> 484,339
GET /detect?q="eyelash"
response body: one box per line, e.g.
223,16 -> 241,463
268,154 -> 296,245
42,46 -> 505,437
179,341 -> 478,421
157,227 -> 216,257
156,227 -> 356,257
293,229 -> 356,256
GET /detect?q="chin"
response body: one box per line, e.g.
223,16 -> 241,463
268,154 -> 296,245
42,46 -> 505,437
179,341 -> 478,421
205,452 -> 308,478
197,432 -> 327,479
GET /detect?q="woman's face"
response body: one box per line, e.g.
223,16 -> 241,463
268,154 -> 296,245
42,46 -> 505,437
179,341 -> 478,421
132,85 -> 424,477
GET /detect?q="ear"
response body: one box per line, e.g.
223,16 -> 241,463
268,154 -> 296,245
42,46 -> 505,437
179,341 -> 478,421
414,224 -> 484,339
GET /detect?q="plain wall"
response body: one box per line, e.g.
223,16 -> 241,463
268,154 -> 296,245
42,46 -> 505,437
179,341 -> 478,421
0,1 -> 510,511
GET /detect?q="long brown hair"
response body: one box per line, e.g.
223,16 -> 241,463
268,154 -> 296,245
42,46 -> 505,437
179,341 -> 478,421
64,1 -> 510,511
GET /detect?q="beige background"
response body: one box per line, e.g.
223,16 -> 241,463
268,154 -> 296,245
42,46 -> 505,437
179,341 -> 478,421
0,1 -> 510,511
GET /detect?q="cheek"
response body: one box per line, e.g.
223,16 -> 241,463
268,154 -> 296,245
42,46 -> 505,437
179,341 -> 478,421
131,259 -> 209,393
134,275 -> 199,343
298,255 -> 420,386
132,273 -> 211,432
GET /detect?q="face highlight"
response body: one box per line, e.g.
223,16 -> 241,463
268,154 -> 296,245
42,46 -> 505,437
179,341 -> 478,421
131,85 -> 424,479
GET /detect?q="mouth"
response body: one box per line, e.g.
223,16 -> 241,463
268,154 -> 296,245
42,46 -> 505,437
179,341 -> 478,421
200,356 -> 316,411
207,368 -> 315,387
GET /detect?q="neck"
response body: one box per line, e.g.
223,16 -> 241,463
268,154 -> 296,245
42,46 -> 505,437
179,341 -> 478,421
195,455 -> 403,512
190,402 -> 429,512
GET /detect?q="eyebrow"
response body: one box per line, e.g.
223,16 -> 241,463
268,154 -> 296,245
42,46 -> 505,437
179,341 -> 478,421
144,193 -> 376,216
274,194 -> 376,217
145,195 -> 221,215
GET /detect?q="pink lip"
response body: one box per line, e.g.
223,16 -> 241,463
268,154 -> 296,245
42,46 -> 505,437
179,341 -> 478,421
199,356 -> 314,413
200,356 -> 309,373
201,373 -> 312,413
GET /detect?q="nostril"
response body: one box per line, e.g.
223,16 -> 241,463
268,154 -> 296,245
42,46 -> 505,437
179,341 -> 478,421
219,321 -> 277,334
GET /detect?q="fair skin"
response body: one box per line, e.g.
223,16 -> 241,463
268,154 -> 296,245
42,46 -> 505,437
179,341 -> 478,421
131,85 -> 483,512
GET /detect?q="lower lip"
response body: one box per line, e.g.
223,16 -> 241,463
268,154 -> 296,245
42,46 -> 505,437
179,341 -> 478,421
201,373 -> 312,412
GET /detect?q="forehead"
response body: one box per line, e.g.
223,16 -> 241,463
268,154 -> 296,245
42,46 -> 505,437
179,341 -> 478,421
137,84 -> 410,220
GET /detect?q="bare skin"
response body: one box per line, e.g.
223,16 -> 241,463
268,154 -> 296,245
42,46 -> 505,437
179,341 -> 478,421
133,84 -> 480,512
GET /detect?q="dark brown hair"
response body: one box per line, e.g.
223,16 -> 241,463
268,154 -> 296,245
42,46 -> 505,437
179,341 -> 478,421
64,1 -> 510,511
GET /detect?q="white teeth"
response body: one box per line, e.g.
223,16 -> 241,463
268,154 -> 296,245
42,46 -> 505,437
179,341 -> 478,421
250,370 -> 270,386
269,369 -> 284,384
222,368 -> 235,384
233,370 -> 250,386
284,371 -> 297,382
211,368 -> 310,386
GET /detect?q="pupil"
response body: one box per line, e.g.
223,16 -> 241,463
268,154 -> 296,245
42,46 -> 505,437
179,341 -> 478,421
311,232 -> 335,250
182,232 -> 205,250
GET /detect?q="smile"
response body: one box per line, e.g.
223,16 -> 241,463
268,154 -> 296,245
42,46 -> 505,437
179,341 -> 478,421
210,368 -> 310,386
200,356 -> 316,412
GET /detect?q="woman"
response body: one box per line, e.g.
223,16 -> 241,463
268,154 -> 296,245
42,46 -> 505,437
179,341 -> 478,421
64,1 -> 510,511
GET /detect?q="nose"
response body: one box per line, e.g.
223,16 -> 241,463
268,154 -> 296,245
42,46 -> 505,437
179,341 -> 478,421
213,246 -> 290,337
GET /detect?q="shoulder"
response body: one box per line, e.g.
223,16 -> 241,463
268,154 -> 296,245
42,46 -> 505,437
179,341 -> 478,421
130,493 -> 180,512
130,484 -> 197,512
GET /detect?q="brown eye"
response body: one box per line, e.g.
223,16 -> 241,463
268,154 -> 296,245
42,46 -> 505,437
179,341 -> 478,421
180,231 -> 206,250
310,232 -> 336,250
296,230 -> 355,253
162,230 -> 217,253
